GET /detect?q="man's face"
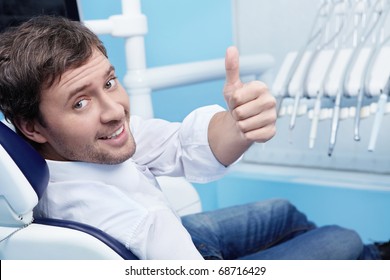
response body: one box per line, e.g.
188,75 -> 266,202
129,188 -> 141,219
31,50 -> 136,164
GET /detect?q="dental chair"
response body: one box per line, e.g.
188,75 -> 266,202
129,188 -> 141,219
0,120 -> 138,259
0,119 -> 201,259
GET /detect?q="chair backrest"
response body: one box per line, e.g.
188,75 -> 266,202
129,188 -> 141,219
0,120 -> 49,226
0,121 -> 49,196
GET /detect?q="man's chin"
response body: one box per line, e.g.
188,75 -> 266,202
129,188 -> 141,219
87,147 -> 135,165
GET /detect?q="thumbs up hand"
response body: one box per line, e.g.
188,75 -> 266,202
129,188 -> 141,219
208,46 -> 276,166
223,46 -> 276,143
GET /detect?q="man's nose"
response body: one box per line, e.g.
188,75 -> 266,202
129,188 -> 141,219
99,94 -> 125,123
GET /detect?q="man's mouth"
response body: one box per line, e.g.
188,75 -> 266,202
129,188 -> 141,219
99,125 -> 125,140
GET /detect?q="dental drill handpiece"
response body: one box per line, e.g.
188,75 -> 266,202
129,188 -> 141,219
290,38 -> 330,131
328,40 -> 360,156
368,79 -> 390,151
286,50 -> 314,128
366,34 -> 390,151
277,1 -> 333,118
288,0 -> 334,130
289,50 -> 320,131
328,87 -> 342,156
353,3 -> 389,141
328,0 -> 378,155
310,51 -> 338,149
309,1 -> 351,148
309,89 -> 325,149
276,46 -> 308,117
328,39 -> 363,156
290,30 -> 338,132
328,40 -> 364,155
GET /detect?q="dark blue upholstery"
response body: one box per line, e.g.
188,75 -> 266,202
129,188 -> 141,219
34,218 -> 138,260
0,120 -> 139,260
0,121 -> 49,199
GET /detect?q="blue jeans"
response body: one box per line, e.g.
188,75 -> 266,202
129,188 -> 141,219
181,199 -> 380,260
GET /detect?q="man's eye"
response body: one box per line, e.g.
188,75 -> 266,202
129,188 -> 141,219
74,99 -> 88,109
105,78 -> 117,89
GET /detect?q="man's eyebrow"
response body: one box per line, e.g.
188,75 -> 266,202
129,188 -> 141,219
66,65 -> 116,103
107,65 -> 115,75
68,83 -> 91,99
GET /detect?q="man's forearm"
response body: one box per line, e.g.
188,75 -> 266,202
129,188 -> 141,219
208,111 -> 253,167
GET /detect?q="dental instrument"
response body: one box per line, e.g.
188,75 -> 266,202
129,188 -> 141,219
288,1 -> 333,130
351,0 -> 390,142
273,0 -> 332,117
368,92 -> 387,151
308,0 -> 353,148
364,35 -> 390,151
328,0 -> 385,155
289,0 -> 344,132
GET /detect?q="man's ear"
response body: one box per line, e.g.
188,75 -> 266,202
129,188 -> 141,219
15,119 -> 48,144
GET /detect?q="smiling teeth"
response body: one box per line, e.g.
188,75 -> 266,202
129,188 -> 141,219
102,126 -> 124,140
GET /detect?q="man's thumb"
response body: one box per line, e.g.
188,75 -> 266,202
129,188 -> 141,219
225,46 -> 241,88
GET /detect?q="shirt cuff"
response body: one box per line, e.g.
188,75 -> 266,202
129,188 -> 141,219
179,105 -> 230,183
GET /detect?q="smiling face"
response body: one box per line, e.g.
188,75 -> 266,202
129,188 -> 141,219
20,49 -> 136,164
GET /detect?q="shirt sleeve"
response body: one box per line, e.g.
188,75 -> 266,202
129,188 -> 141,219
131,105 -> 229,183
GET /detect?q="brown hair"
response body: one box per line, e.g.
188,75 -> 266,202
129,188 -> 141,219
0,15 -> 107,134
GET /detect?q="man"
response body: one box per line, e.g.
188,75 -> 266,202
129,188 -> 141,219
0,16 -> 387,259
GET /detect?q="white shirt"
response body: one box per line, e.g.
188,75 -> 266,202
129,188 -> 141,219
34,105 -> 228,259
